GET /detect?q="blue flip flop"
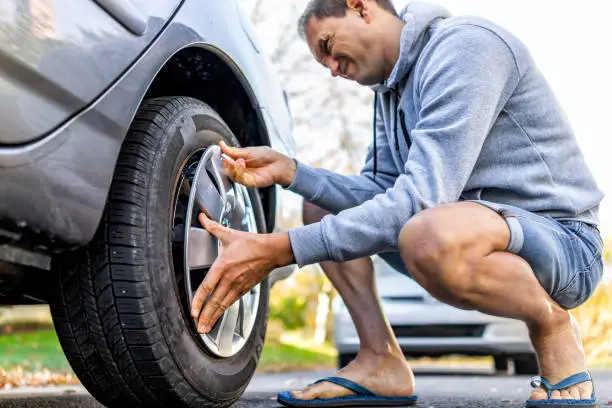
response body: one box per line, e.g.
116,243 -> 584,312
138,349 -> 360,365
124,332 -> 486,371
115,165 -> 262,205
277,376 -> 418,407
525,371 -> 597,407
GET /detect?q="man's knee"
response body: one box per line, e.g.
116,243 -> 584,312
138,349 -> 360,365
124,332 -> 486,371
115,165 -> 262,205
398,207 -> 476,304
399,208 -> 457,270
302,201 -> 332,225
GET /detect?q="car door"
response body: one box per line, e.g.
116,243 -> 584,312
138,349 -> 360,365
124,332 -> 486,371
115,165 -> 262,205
0,0 -> 181,145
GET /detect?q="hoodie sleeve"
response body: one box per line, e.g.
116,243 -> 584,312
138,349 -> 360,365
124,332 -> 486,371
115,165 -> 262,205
284,101 -> 399,214
288,24 -> 521,267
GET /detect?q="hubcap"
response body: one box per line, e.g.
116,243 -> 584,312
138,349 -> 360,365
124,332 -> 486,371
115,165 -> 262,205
171,144 -> 260,358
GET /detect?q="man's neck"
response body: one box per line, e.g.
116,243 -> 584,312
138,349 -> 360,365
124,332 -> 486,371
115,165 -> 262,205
380,16 -> 406,80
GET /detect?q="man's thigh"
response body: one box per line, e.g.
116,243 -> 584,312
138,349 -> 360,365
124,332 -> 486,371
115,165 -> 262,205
468,200 -> 605,309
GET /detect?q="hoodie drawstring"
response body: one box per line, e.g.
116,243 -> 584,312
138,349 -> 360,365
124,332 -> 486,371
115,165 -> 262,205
393,88 -> 400,152
372,91 -> 378,178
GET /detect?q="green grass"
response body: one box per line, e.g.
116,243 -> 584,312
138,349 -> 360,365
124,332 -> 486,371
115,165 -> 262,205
0,329 -> 72,372
257,341 -> 336,373
0,328 -> 336,375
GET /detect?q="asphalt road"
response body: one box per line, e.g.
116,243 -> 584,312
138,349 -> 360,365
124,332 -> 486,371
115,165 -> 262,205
1,366 -> 611,408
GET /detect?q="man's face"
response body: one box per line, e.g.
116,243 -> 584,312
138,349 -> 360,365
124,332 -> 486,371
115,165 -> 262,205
305,4 -> 388,85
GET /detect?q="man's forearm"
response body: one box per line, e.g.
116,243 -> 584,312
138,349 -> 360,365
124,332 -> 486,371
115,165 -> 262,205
284,160 -> 390,215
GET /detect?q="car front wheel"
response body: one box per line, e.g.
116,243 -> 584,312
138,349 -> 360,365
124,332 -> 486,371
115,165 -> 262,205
49,97 -> 269,407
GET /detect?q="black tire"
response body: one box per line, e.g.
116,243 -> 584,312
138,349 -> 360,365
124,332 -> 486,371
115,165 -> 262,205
513,353 -> 539,375
493,355 -> 509,373
49,97 -> 270,407
337,353 -> 357,369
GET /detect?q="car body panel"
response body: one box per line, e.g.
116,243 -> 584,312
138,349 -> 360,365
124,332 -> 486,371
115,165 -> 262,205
333,257 -> 534,356
0,0 -> 182,145
0,0 -> 294,247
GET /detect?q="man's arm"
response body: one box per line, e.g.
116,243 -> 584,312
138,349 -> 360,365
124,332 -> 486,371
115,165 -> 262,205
288,24 -> 522,267
285,102 -> 399,214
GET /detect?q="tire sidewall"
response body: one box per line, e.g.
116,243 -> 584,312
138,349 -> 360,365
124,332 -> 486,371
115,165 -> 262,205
144,98 -> 269,400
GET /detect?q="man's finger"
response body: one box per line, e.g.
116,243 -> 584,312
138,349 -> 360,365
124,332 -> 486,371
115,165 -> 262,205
198,213 -> 230,243
207,288 -> 242,333
221,155 -> 240,180
222,156 -> 246,184
190,267 -> 221,320
219,140 -> 250,159
198,278 -> 232,333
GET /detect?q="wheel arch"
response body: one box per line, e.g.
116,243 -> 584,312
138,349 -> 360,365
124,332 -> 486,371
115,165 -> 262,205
140,44 -> 276,232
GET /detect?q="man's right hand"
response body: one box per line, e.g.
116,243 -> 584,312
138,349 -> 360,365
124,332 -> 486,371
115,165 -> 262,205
219,140 -> 297,188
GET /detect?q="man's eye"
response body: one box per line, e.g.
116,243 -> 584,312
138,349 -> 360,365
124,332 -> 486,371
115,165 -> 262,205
324,39 -> 331,54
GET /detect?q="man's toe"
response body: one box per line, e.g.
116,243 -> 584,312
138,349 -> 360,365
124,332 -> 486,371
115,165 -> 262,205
290,387 -> 313,400
579,383 -> 592,400
550,390 -> 562,400
291,383 -> 332,400
569,386 -> 581,400
529,387 -> 547,400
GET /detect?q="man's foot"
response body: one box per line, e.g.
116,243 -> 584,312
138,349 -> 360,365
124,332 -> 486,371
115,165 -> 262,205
290,351 -> 415,400
528,313 -> 593,401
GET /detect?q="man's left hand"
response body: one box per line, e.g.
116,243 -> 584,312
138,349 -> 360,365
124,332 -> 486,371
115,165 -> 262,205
190,213 -> 295,334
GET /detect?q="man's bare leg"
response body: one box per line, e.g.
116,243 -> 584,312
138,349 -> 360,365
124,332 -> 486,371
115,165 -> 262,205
290,202 -> 415,400
399,202 -> 592,401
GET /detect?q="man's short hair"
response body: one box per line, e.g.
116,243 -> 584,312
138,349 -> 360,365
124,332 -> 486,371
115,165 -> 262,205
297,0 -> 398,39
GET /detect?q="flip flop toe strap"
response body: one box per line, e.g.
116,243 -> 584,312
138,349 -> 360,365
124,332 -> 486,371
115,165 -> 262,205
312,377 -> 378,397
530,372 -> 594,399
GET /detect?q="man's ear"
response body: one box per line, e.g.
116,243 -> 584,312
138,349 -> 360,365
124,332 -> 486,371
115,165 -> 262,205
346,0 -> 372,22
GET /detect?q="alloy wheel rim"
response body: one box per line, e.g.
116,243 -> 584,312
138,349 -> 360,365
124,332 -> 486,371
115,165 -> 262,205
172,144 -> 260,358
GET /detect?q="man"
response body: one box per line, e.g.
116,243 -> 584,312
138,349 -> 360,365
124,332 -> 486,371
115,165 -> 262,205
190,1 -> 605,407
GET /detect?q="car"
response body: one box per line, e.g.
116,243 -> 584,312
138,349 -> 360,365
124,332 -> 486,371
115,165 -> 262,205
0,1 -> 296,406
333,256 -> 539,375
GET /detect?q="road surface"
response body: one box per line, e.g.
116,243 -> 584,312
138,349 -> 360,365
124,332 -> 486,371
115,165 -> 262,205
1,366 -> 610,407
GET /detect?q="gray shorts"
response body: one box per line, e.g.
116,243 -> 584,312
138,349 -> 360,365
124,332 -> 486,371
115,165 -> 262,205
379,200 -> 605,310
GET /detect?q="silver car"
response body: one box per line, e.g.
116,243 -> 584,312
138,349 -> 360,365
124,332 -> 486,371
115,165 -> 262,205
333,256 -> 539,375
0,1 -> 295,406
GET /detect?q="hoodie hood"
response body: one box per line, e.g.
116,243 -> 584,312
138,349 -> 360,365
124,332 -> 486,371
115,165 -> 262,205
371,1 -> 451,93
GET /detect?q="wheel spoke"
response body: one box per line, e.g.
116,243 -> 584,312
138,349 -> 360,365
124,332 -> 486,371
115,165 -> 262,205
215,300 -> 240,355
240,187 -> 257,232
187,227 -> 217,269
239,296 -> 252,337
193,170 -> 223,221
229,190 -> 247,230
205,149 -> 232,198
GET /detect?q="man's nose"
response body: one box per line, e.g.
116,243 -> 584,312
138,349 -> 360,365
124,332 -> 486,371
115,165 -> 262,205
329,59 -> 340,77
321,56 -> 339,77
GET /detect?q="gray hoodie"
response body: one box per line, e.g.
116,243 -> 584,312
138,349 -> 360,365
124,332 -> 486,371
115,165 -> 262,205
286,2 -> 604,268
